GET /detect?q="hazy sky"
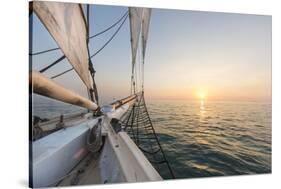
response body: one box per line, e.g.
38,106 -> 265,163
31,4 -> 271,104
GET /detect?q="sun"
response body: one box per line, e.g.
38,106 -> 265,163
197,91 -> 207,100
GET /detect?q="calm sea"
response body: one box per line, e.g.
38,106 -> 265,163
147,99 -> 271,179
33,95 -> 272,179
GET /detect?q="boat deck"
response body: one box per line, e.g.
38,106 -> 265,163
57,152 -> 102,186
57,135 -> 127,186
32,101 -> 162,187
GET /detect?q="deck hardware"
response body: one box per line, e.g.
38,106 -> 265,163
86,119 -> 103,153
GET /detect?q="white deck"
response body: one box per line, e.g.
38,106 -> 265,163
32,102 -> 162,187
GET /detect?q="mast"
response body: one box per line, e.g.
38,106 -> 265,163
86,4 -> 99,104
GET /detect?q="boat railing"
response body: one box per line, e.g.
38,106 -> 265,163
111,93 -> 140,109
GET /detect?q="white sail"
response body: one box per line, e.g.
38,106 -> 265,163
33,1 -> 92,89
141,8 -> 152,60
129,7 -> 143,68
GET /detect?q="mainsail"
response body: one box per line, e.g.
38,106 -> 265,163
129,7 -> 152,63
141,8 -> 152,60
33,1 -> 92,89
129,7 -> 152,93
128,8 -> 143,69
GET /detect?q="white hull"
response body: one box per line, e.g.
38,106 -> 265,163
32,102 -> 161,187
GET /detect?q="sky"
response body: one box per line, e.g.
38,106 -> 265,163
31,4 -> 271,104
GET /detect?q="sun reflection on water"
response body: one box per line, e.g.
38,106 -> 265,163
200,100 -> 205,115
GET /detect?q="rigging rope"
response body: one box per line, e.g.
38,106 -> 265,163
131,34 -> 142,94
29,47 -> 60,56
90,13 -> 129,59
29,11 -> 128,56
123,93 -> 176,179
88,10 -> 128,40
141,36 -> 145,91
39,55 -> 66,73
134,58 -> 138,94
138,39 -> 142,93
50,13 -> 128,79
51,67 -> 73,79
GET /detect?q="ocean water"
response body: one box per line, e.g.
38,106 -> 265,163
146,99 -> 271,179
32,95 -> 86,118
32,95 -> 272,179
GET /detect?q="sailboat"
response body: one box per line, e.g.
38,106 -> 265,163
29,1 -> 174,187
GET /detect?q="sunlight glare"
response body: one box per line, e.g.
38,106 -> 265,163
198,91 -> 207,100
